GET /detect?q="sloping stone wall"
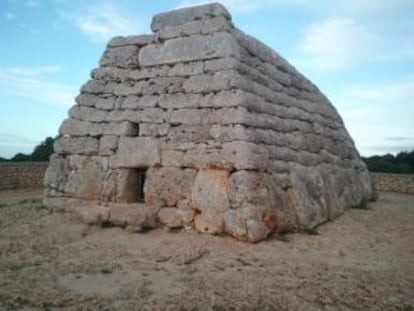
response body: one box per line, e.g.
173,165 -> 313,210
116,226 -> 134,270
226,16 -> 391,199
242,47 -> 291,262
372,173 -> 414,194
0,162 -> 48,190
43,3 -> 374,242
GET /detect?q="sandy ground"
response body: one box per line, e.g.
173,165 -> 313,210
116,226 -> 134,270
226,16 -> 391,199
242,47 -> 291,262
0,189 -> 413,310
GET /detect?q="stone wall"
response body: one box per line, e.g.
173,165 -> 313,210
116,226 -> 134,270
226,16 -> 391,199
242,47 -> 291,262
372,173 -> 414,194
0,162 -> 48,190
43,3 -> 374,242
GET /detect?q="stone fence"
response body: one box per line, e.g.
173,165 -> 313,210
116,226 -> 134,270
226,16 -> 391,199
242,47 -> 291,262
371,173 -> 414,194
0,162 -> 413,194
0,162 -> 48,190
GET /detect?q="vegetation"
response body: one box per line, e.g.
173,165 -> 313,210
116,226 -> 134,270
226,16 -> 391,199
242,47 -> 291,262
0,136 -> 57,162
362,150 -> 414,174
0,136 -> 413,174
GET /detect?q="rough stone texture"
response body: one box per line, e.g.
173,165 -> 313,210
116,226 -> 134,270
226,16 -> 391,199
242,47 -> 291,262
192,170 -> 230,234
371,173 -> 414,194
43,3 -> 374,242
0,162 -> 48,190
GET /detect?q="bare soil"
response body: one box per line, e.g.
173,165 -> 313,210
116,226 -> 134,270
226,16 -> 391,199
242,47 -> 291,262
0,189 -> 413,310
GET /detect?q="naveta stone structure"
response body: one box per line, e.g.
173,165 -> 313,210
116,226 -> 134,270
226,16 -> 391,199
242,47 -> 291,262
43,3 -> 374,242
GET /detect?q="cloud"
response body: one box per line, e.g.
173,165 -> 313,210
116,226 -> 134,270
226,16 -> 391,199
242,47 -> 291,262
293,17 -> 378,72
333,78 -> 414,155
67,3 -> 143,42
0,133 -> 36,146
0,66 -> 77,108
6,12 -> 16,20
24,0 -> 38,7
7,65 -> 61,76
0,133 -> 38,158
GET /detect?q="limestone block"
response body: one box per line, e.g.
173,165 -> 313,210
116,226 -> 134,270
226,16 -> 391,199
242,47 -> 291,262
54,137 -> 99,155
201,16 -> 232,34
209,124 -> 250,142
161,150 -> 185,167
73,205 -> 110,225
144,167 -> 196,207
143,77 -> 185,95
191,170 -> 230,234
223,205 -> 270,242
121,95 -> 159,109
288,168 -> 329,229
95,97 -> 116,110
109,204 -> 149,227
109,137 -> 161,168
91,67 -> 129,82
43,155 -> 68,190
183,146 -> 230,170
80,79 -> 114,95
59,119 -> 90,136
183,70 -> 242,93
169,62 -> 204,77
158,207 -> 195,228
139,33 -> 240,67
140,108 -> 169,123
108,34 -> 154,47
75,93 -> 99,107
64,157 -> 106,200
170,107 -> 245,125
99,45 -> 140,69
158,26 -> 182,40
203,57 -> 239,73
223,141 -> 269,171
167,125 -> 212,143
158,93 -> 202,109
69,106 -> 107,123
140,123 -> 170,137
151,3 -> 231,32
99,135 -> 118,156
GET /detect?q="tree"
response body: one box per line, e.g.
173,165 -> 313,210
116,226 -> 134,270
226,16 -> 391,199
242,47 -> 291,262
362,150 -> 414,174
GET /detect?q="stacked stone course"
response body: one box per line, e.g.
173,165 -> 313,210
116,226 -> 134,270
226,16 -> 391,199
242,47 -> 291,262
0,162 -> 48,190
43,3 -> 374,242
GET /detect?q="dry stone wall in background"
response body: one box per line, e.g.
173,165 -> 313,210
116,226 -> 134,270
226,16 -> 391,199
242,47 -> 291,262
43,3 -> 374,242
0,162 -> 48,190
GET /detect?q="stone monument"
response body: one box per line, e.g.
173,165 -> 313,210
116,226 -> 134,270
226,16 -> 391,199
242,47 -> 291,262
43,3 -> 374,242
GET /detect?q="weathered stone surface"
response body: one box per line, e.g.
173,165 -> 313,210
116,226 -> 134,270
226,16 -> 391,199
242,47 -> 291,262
99,45 -> 140,69
140,123 -> 170,137
44,155 -> 68,191
108,34 -> 154,47
158,207 -> 195,228
151,3 -> 231,32
101,169 -> 139,203
121,95 -> 159,109
161,150 -> 185,167
139,32 -> 240,67
109,204 -> 153,227
109,137 -> 160,168
44,3 -> 373,242
64,157 -> 107,200
145,167 -> 196,207
99,135 -> 118,155
192,170 -> 230,234
54,137 -> 99,155
74,205 -> 110,225
60,119 -> 137,137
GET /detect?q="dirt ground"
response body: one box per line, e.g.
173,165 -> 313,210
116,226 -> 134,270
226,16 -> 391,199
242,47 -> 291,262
0,189 -> 413,310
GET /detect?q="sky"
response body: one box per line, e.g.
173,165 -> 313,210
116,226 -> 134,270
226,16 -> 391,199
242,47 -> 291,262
0,0 -> 413,158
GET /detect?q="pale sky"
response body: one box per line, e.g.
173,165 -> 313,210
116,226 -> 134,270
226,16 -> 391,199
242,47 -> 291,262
1,0 -> 413,158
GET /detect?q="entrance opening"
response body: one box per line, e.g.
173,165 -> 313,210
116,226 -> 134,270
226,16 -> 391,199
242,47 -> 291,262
136,168 -> 147,202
